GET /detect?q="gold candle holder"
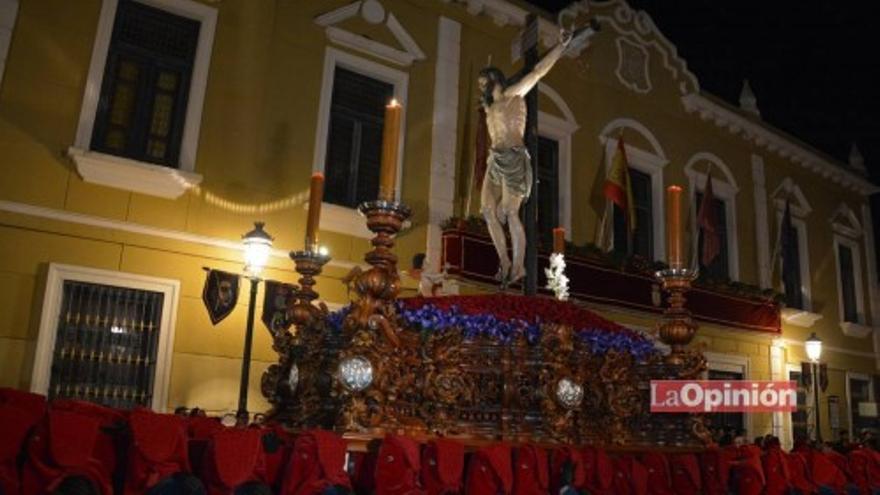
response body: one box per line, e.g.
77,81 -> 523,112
655,267 -> 698,365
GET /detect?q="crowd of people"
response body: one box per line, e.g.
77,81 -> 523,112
3,387 -> 880,494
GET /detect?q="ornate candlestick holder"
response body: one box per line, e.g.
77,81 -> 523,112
655,267 -> 699,365
288,249 -> 330,327
359,200 -> 412,272
335,199 -> 414,433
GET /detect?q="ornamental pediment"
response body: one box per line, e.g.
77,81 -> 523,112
315,0 -> 425,67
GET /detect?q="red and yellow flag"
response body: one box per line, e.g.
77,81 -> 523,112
603,137 -> 636,232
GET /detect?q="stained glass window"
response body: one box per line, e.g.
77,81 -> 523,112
90,0 -> 199,167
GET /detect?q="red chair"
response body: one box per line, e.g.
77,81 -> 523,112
611,455 -> 648,495
763,444 -> 792,495
420,438 -> 464,495
512,445 -> 548,495
580,445 -> 614,495
21,407 -> 115,494
200,427 -> 269,495
700,447 -> 734,495
464,444 -> 512,495
0,387 -> 47,418
808,448 -> 849,494
730,445 -> 765,495
640,452 -> 674,495
279,429 -> 351,495
669,453 -> 702,495
260,425 -> 294,491
784,451 -> 817,494
124,408 -> 192,495
0,404 -> 41,495
374,434 -> 423,495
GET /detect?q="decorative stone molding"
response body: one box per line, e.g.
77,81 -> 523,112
840,321 -> 873,338
830,203 -> 863,239
681,93 -> 879,196
68,147 -> 202,199
781,308 -> 822,328
849,143 -> 866,175
316,0 -> 425,67
771,178 -> 812,217
739,79 -> 760,117
615,37 -> 651,93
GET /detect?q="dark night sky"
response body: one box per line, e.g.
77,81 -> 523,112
525,0 -> 880,185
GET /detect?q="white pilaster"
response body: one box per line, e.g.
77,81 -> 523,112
752,154 -> 772,288
0,0 -> 19,89
426,17 -> 461,268
861,203 -> 880,368
770,344 -> 785,439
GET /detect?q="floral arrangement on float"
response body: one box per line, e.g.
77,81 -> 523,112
327,294 -> 658,361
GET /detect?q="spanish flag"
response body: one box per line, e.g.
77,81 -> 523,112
603,137 -> 636,233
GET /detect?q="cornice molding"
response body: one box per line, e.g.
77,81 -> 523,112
681,93 -> 880,196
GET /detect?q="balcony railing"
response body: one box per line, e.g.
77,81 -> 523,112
442,227 -> 781,334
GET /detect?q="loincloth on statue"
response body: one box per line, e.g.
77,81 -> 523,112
486,146 -> 532,198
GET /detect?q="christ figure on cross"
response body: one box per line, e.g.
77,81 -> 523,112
477,28 -> 573,286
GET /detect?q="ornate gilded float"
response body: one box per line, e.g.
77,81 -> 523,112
260,193 -> 711,449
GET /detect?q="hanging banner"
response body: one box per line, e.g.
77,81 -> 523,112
202,269 -> 240,325
262,280 -> 297,334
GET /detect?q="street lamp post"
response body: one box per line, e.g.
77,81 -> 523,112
237,222 -> 273,422
805,332 -> 823,443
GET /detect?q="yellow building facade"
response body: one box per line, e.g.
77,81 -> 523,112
0,0 -> 878,448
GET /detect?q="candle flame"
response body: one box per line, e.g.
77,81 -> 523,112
311,171 -> 325,180
667,184 -> 683,192
388,98 -> 400,107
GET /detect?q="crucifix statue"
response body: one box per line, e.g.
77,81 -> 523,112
477,15 -> 598,291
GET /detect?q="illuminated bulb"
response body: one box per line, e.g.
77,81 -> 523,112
318,245 -> 329,257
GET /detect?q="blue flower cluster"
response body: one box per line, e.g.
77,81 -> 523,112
325,303 -> 657,360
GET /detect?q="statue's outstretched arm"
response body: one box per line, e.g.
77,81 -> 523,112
504,31 -> 571,98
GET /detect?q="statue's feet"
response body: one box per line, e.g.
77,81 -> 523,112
494,264 -> 510,283
508,265 -> 525,285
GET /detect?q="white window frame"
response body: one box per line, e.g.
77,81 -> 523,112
833,233 -> 869,330
537,115 -> 575,237
687,168 -> 740,281
602,137 -> 668,261
703,351 -> 752,439
31,263 -> 180,412
845,372 -> 874,439
69,0 -> 216,198
311,46 -> 408,239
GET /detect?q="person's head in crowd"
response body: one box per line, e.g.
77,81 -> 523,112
189,407 -> 206,417
838,429 -> 850,444
174,406 -> 188,416
754,436 -> 765,448
719,432 -> 733,447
